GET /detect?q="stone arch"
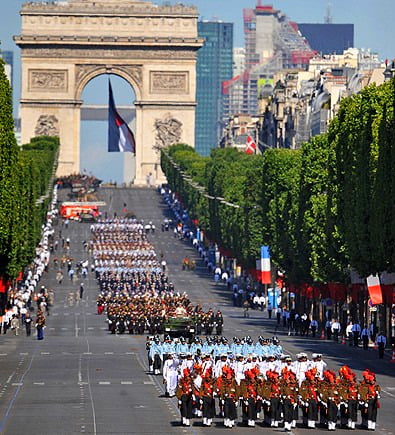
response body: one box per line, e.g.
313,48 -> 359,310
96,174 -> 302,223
75,64 -> 142,101
15,0 -> 203,185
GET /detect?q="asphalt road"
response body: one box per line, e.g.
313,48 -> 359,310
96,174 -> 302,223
0,186 -> 394,435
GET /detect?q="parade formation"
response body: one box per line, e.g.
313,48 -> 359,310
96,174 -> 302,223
87,192 -> 384,432
145,333 -> 381,431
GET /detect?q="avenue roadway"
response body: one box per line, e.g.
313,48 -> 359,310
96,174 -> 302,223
0,187 -> 394,434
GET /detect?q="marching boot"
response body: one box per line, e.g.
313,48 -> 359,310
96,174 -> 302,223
371,422 -> 376,431
185,419 -> 190,427
224,418 -> 229,427
203,417 -> 207,426
368,420 -> 372,430
292,419 -> 296,428
230,420 -> 235,427
207,419 -> 212,426
347,419 -> 352,428
149,365 -> 153,373
251,420 -> 255,427
350,421 -> 356,430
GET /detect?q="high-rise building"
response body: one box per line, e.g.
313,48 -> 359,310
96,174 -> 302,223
223,4 -> 315,120
195,21 -> 233,156
0,50 -> 14,88
233,47 -> 246,76
298,23 -> 354,55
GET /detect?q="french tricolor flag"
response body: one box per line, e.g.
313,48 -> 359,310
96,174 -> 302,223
260,245 -> 271,284
108,80 -> 136,153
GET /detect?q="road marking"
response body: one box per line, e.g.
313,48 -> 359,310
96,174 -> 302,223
143,381 -> 154,385
87,327 -> 94,330
83,352 -> 92,355
86,313 -> 92,315
11,383 -> 23,386
0,354 -> 7,356
33,382 -> 45,386
125,352 -> 135,355
40,352 -> 50,355
121,381 -> 133,385
64,313 -> 70,316
19,353 -> 28,356
52,313 -> 58,316
104,352 -> 114,355
62,352 -> 72,355
98,381 -> 110,385
61,327 -> 68,331
49,327 -> 55,330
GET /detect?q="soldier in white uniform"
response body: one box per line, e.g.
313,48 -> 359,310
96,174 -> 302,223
310,353 -> 327,379
163,354 -> 179,397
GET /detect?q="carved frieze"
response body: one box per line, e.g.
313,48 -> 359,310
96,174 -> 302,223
29,69 -> 68,92
154,114 -> 182,151
150,71 -> 188,94
35,115 -> 59,137
21,48 -> 197,61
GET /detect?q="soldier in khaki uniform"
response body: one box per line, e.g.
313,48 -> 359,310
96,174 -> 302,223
280,367 -> 298,432
216,366 -> 238,428
338,365 -> 358,429
358,369 -> 380,431
199,367 -> 216,426
299,367 -> 319,428
239,369 -> 259,427
319,370 -> 340,431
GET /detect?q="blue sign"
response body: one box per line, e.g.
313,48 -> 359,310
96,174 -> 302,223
267,289 -> 279,308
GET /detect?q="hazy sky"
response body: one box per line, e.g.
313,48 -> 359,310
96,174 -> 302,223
0,0 -> 393,182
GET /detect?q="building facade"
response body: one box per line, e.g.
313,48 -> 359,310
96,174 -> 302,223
195,21 -> 233,156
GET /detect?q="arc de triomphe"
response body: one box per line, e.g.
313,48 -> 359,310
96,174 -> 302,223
15,0 -> 203,185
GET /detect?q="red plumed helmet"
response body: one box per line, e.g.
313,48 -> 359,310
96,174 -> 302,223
323,370 -> 336,383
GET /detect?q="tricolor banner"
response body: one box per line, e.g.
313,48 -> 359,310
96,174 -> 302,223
366,274 -> 383,305
260,245 -> 271,284
245,135 -> 257,155
108,80 -> 136,153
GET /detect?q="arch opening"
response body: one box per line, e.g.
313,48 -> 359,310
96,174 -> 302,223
80,73 -> 136,185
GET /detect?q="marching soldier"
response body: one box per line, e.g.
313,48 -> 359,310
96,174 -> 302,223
320,370 -> 339,431
299,367 -> 319,429
176,368 -> 194,426
280,367 -> 298,432
162,353 -> 179,397
358,369 -> 380,431
239,369 -> 259,427
256,372 -> 271,425
149,337 -> 163,375
338,365 -> 358,430
266,370 -> 281,427
216,366 -> 238,428
199,367 -> 216,426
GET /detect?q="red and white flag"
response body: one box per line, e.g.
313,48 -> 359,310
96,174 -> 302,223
245,135 -> 257,155
366,274 -> 383,305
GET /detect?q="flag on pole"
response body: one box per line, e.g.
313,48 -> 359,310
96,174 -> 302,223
108,80 -> 136,153
366,274 -> 383,305
245,135 -> 257,155
260,245 -> 271,284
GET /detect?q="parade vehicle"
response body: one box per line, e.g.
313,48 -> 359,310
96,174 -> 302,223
60,201 -> 105,220
79,212 -> 97,223
163,316 -> 196,340
164,307 -> 195,340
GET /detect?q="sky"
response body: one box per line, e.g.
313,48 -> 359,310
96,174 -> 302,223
0,0 -> 394,182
